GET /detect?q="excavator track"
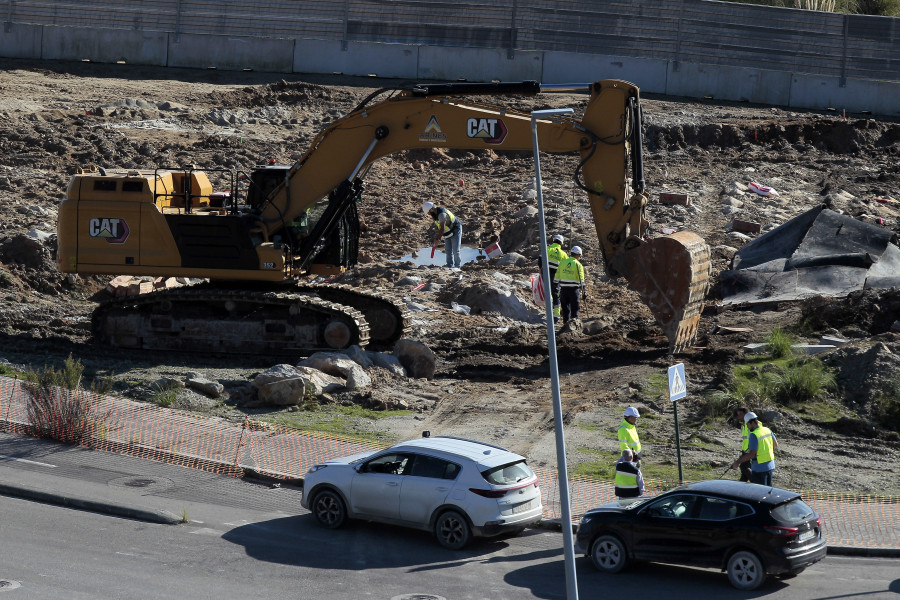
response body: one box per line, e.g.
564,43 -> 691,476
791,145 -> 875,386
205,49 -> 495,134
92,288 -> 370,356
614,231 -> 711,353
294,283 -> 410,346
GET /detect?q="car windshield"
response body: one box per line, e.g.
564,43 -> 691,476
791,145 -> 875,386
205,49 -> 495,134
482,460 -> 534,485
771,498 -> 816,523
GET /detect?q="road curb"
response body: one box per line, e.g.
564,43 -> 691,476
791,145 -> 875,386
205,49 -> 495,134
0,482 -> 184,525
826,545 -> 900,558
536,518 -> 900,557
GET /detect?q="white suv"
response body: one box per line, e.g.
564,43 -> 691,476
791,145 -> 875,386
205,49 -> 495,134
300,435 -> 543,549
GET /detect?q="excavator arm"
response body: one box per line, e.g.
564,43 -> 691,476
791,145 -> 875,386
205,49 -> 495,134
256,79 -> 710,351
57,79 -> 709,353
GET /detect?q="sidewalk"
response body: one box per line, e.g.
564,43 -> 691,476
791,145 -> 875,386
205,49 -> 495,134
0,431 -> 897,557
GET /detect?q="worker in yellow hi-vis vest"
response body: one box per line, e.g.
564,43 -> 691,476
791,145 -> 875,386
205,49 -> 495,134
554,245 -> 585,327
731,412 -> 778,486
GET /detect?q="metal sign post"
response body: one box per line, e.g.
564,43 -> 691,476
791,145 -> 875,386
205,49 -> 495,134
668,363 -> 687,484
531,107 -> 578,600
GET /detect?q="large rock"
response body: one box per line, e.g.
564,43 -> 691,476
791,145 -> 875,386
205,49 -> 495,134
496,252 -> 528,267
453,280 -> 540,322
252,364 -> 345,406
343,344 -> 374,369
393,339 -> 435,380
370,352 -> 407,376
186,377 -> 224,398
257,376 -> 310,406
298,352 -> 372,390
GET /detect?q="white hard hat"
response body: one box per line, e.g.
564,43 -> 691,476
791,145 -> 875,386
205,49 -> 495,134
624,406 -> 640,418
744,411 -> 758,424
422,201 -> 434,214
570,245 -> 583,255
552,234 -> 564,244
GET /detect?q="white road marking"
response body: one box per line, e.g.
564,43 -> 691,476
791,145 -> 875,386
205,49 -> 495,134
0,455 -> 57,468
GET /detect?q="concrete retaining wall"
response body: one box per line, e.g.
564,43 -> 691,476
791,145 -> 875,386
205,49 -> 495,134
666,62 -> 794,107
168,34 -> 294,72
418,47 -> 542,82
790,75 -> 900,116
1,28 -> 898,116
41,26 -> 167,65
294,40 -> 417,79
541,53 -> 669,93
0,23 -> 42,59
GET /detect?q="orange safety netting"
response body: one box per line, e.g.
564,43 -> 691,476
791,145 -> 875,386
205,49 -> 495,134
1,375 -> 897,548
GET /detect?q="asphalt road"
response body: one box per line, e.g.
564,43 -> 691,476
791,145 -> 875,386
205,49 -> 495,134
0,433 -> 898,599
1,493 -> 899,600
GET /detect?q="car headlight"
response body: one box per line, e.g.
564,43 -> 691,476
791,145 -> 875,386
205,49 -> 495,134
579,515 -> 593,525
307,464 -> 328,473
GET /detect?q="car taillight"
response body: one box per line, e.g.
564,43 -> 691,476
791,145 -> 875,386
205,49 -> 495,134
469,488 -> 507,499
764,525 -> 799,537
816,516 -> 822,528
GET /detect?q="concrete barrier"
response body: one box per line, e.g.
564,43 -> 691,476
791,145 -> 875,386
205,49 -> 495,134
541,52 -> 669,93
167,33 -> 293,73
666,61 -> 793,107
42,26 -> 167,66
0,23 -> 42,59
790,74 -> 900,117
294,40 -> 417,79
418,47 -> 542,82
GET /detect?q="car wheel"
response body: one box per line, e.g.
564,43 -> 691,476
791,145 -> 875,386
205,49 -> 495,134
434,510 -> 471,550
727,550 -> 766,590
590,535 -> 628,573
312,490 -> 347,529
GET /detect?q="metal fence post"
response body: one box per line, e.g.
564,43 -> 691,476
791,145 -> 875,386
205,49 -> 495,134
174,0 -> 182,42
233,418 -> 248,471
342,0 -> 349,51
508,0 -> 518,59
840,14 -> 848,88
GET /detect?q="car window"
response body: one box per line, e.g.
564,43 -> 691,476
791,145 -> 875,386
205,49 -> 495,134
697,497 -> 741,521
482,460 -> 534,485
361,452 -> 410,475
771,498 -> 816,523
644,494 -> 698,519
409,454 -> 459,480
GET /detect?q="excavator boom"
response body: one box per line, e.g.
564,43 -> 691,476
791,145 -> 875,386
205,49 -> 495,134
57,79 -> 710,353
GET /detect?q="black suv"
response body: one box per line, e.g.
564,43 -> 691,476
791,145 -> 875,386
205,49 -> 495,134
574,480 -> 826,590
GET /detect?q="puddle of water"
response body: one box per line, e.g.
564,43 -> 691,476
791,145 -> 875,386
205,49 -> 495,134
395,245 -> 489,267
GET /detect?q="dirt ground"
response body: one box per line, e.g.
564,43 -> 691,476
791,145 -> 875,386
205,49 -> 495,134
1,58 -> 899,496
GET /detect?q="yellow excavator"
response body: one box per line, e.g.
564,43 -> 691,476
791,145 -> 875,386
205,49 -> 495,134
57,79 -> 710,355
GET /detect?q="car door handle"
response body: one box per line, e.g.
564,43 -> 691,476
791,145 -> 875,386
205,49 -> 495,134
386,481 -> 399,486
435,487 -> 449,492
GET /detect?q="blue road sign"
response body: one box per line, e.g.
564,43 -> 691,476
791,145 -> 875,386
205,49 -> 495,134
668,363 -> 687,401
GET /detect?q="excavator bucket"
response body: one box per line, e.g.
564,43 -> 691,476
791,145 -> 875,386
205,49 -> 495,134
613,231 -> 711,353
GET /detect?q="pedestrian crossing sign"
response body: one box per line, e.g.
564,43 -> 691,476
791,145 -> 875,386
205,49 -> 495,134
668,363 -> 687,401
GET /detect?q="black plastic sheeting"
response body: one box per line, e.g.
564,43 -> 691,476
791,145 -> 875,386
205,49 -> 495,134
720,205 -> 900,305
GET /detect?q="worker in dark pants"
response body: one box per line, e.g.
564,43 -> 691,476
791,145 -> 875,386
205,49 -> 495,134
735,407 -> 754,482
554,245 -> 585,326
546,234 -> 568,322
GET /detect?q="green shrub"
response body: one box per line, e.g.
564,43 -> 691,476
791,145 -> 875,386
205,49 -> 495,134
769,358 -> 836,405
150,383 -> 179,407
700,390 -> 738,420
766,327 -> 796,359
23,354 -> 94,444
874,376 -> 900,431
